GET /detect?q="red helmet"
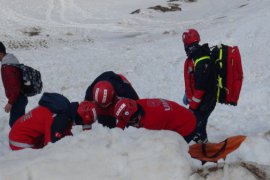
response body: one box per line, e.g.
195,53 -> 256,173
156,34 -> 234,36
182,29 -> 200,46
93,81 -> 115,107
77,101 -> 97,124
114,98 -> 138,122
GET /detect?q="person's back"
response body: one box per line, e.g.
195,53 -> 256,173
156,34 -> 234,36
85,71 -> 139,101
9,106 -> 54,150
9,92 -> 98,151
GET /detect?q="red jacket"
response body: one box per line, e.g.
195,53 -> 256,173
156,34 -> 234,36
117,99 -> 196,137
1,65 -> 22,104
9,106 -> 72,150
184,59 -> 205,110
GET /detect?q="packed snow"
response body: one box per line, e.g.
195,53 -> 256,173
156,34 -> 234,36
0,0 -> 270,179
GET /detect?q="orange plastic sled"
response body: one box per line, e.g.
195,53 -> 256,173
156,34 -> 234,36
189,135 -> 246,164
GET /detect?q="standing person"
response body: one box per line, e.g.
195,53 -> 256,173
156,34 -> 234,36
9,94 -> 97,151
114,98 -> 198,143
182,29 -> 217,143
85,71 -> 139,128
0,41 -> 28,127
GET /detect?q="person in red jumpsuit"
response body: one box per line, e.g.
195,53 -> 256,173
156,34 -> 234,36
114,98 -> 197,143
9,100 -> 97,151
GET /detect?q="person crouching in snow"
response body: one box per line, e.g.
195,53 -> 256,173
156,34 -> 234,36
114,98 -> 203,144
85,71 -> 139,128
9,98 -> 97,151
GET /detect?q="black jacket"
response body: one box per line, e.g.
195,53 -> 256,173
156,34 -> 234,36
84,71 -> 139,128
85,71 -> 139,101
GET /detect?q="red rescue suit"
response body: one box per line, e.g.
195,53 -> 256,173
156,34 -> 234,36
9,106 -> 72,150
117,99 -> 197,138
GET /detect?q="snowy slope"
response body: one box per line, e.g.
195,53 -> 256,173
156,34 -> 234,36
0,0 -> 270,179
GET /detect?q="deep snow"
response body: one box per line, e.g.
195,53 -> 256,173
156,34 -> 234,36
0,0 -> 270,179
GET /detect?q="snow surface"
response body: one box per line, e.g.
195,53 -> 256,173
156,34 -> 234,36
0,0 -> 270,179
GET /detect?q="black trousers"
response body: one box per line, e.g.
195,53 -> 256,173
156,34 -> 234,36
9,94 -> 28,127
193,102 -> 216,143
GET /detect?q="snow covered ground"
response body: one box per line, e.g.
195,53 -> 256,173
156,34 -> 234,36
0,0 -> 270,179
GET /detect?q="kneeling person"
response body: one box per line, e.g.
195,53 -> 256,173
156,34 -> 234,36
9,93 -> 97,150
85,71 -> 139,128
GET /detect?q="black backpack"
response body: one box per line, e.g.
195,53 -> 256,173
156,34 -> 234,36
11,64 -> 43,97
38,92 -> 71,114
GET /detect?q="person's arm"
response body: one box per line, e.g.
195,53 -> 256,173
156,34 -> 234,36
47,114 -> 72,144
84,85 -> 94,101
114,74 -> 139,100
183,59 -> 193,104
1,66 -> 21,104
97,115 -> 117,128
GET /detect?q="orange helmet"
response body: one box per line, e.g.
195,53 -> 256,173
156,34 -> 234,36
114,98 -> 138,123
182,29 -> 200,46
77,101 -> 97,124
93,81 -> 115,107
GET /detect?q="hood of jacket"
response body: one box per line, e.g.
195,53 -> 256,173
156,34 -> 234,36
1,53 -> 19,65
70,102 -> 84,125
